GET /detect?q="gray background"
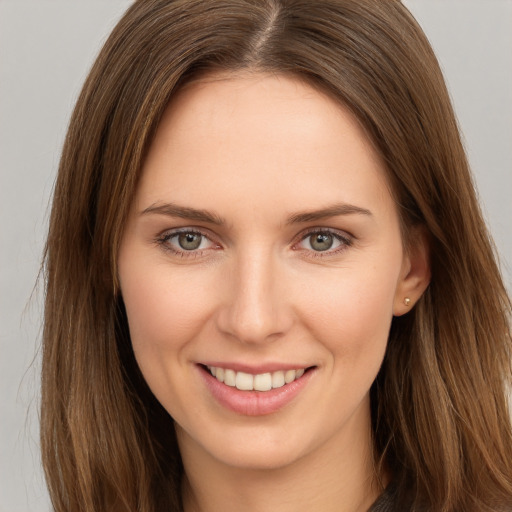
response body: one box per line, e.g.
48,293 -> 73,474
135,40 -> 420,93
1,1 -> 510,511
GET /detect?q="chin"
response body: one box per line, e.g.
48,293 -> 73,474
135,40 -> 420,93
176,420 -> 317,472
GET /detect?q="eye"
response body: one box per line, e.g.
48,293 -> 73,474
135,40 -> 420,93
176,232 -> 205,251
306,233 -> 338,252
157,229 -> 218,255
296,229 -> 352,255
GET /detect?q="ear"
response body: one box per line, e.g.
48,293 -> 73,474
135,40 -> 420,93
393,226 -> 431,316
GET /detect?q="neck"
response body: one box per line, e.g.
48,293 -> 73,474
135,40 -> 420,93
178,415 -> 386,512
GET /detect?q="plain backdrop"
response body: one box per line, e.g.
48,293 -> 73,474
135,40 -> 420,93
1,1 -> 511,511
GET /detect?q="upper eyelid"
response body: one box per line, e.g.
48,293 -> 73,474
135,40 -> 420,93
156,227 -> 218,249
293,226 -> 353,242
158,226 -> 352,239
159,226 -> 216,240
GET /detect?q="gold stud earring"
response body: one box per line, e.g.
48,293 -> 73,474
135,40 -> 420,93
404,297 -> 411,306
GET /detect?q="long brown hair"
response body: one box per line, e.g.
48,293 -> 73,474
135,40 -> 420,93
41,1 -> 512,510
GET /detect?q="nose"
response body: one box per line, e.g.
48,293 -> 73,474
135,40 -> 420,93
215,249 -> 293,345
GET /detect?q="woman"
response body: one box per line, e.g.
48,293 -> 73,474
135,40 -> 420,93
41,1 -> 512,511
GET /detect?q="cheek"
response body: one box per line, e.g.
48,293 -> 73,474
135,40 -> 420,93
119,261 -> 221,418
299,256 -> 400,367
120,263 -> 215,366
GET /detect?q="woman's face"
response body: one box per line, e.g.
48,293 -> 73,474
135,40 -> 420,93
118,72 -> 423,470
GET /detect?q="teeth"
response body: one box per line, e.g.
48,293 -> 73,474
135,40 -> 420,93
235,371 -> 253,391
253,373 -> 272,391
284,369 -> 296,384
224,369 -> 236,387
207,366 -> 306,391
271,371 -> 285,389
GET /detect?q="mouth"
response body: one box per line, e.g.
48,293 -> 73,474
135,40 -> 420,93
205,365 -> 307,391
198,363 -> 316,415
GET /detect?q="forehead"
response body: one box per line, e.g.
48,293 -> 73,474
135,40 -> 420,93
135,71 -> 395,223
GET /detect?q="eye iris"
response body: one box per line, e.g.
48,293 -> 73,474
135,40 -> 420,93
178,233 -> 202,250
310,233 -> 333,251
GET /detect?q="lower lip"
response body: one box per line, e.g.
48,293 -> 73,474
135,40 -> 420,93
199,366 -> 315,416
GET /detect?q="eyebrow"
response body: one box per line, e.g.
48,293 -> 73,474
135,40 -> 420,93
141,201 -> 372,226
286,203 -> 372,224
140,203 -> 225,225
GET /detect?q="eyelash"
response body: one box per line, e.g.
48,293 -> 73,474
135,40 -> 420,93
155,227 -> 353,259
295,228 -> 353,258
155,228 -> 219,258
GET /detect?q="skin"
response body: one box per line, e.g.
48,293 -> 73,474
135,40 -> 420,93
118,72 -> 430,512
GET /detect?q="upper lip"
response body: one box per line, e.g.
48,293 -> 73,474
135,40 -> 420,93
199,362 -> 313,374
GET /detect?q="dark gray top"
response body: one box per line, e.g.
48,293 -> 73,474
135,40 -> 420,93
367,484 -> 400,512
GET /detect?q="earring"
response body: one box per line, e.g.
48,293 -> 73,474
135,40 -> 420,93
404,297 -> 411,306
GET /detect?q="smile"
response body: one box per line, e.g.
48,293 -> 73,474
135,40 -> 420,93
207,366 -> 306,392
200,364 -> 316,415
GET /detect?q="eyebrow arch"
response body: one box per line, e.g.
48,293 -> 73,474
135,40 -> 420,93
140,202 -> 225,225
286,203 -> 372,224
